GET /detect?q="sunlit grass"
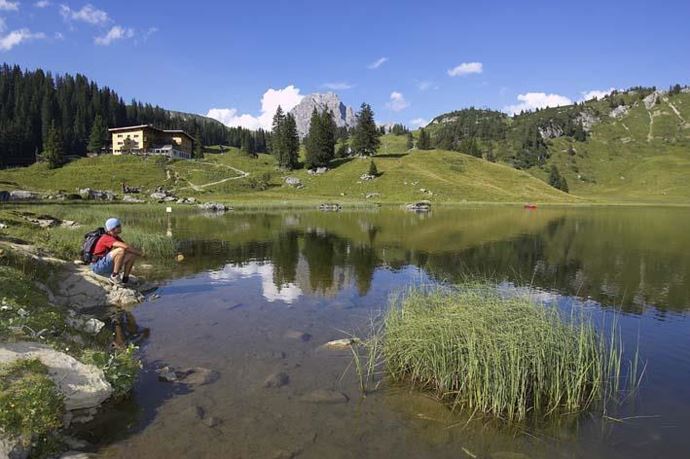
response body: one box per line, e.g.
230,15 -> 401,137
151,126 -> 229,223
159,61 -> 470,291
370,285 -> 639,423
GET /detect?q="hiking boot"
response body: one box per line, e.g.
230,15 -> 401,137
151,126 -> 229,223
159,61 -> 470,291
109,273 -> 123,286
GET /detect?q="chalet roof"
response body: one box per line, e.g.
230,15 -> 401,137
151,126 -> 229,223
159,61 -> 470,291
108,125 -> 195,141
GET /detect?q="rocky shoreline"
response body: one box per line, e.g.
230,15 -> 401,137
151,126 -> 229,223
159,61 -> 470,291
0,242 -> 156,459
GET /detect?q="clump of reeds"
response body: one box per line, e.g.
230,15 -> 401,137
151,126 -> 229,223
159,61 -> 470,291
378,285 -> 638,423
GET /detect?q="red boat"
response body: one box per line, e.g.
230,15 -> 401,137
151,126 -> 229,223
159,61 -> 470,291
524,204 -> 538,209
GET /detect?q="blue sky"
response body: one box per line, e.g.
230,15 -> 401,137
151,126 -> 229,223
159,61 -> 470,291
2,0 -> 689,129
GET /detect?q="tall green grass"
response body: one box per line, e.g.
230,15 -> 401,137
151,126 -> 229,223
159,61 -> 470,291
373,285 -> 638,423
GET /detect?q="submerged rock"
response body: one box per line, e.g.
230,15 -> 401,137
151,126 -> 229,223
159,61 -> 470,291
299,389 -> 349,404
284,330 -> 312,342
0,342 -> 112,411
263,371 -> 290,388
157,366 -> 220,386
321,338 -> 360,350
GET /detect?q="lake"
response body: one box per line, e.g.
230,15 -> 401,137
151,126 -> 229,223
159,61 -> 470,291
78,206 -> 690,458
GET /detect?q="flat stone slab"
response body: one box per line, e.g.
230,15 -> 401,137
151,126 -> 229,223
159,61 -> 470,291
0,342 -> 112,411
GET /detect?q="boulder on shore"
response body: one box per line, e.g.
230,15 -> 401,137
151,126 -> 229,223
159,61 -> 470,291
0,342 -> 112,411
198,202 -> 230,212
9,190 -> 41,201
78,188 -> 115,201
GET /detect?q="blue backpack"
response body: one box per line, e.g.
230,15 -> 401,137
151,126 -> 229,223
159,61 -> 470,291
81,227 -> 106,263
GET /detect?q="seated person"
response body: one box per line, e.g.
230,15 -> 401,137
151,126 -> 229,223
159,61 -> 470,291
91,218 -> 143,285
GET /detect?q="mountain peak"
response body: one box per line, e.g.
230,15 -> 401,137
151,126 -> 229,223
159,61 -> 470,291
289,92 -> 356,138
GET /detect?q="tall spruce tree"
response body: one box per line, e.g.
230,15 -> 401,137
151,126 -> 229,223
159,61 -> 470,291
44,123 -> 64,169
305,108 -> 335,169
351,103 -> 380,156
548,165 -> 569,192
417,128 -> 432,150
87,114 -> 107,153
282,113 -> 300,170
406,132 -> 414,150
193,128 -> 204,159
271,105 -> 286,160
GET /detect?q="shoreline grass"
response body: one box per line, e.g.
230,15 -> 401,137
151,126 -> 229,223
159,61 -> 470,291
369,285 -> 638,424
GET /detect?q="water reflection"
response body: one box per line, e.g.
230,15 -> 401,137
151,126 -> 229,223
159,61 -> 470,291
168,207 -> 690,314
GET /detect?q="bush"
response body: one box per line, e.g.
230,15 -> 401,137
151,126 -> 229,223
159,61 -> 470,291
246,172 -> 272,191
368,160 -> 379,177
82,344 -> 141,399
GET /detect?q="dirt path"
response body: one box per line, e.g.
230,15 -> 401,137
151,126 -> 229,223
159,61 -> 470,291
664,98 -> 687,124
647,109 -> 655,142
178,163 -> 249,191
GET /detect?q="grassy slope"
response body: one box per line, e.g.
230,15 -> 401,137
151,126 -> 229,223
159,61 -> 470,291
0,140 -> 572,205
531,91 -> 690,203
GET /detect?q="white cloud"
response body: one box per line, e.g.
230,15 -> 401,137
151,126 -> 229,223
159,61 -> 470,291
94,25 -> 133,45
581,88 -> 616,101
410,118 -> 428,128
447,62 -> 483,77
206,85 -> 304,130
34,0 -> 50,7
386,91 -> 409,112
368,57 -> 388,69
416,80 -> 436,91
209,262 -> 302,304
0,0 -> 18,11
60,4 -> 109,25
321,82 -> 353,90
503,92 -> 573,115
0,28 -> 46,51
142,26 -> 157,40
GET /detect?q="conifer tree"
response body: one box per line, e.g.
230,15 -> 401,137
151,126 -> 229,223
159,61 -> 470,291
282,113 -> 300,170
44,123 -> 64,169
417,128 -> 432,150
548,165 -> 569,192
193,129 -> 204,159
305,108 -> 335,169
87,114 -> 108,153
271,105 -> 286,160
368,160 -> 378,177
406,132 -> 414,150
351,103 -> 380,156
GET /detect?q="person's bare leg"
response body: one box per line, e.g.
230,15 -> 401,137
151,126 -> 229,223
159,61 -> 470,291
123,253 -> 137,277
110,248 -> 125,274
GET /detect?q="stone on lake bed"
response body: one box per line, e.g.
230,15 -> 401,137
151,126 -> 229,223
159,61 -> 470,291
284,330 -> 312,342
263,371 -> 290,388
299,389 -> 349,404
157,366 -> 219,386
321,338 -> 361,350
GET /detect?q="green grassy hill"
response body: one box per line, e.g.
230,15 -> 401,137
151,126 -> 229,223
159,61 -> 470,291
426,87 -> 690,203
0,142 -> 572,205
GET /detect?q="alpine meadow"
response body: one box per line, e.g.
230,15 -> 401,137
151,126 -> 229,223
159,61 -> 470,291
1,1 -> 689,458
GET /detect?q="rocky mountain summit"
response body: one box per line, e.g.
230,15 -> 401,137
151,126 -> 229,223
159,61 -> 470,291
289,92 -> 356,138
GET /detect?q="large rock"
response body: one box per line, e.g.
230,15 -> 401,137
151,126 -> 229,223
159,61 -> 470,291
284,177 -> 303,188
0,436 -> 28,459
198,202 -> 230,212
289,92 -> 356,138
0,342 -> 112,411
78,188 -> 114,201
9,190 -> 41,201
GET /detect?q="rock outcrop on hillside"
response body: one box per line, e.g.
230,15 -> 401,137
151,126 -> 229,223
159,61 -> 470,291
289,93 -> 356,138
